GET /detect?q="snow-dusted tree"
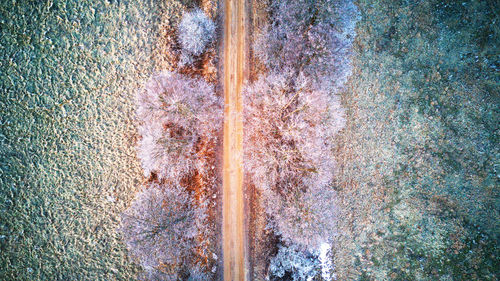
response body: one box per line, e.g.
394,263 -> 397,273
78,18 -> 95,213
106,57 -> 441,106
269,244 -> 321,281
187,266 -> 210,281
254,0 -> 359,91
244,71 -> 344,194
243,71 -> 344,249
136,71 -> 222,181
246,0 -> 359,254
178,9 -> 216,66
263,181 -> 338,250
120,183 -> 204,280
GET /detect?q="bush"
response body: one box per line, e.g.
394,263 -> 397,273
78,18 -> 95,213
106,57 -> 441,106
243,71 -> 344,249
135,71 -> 222,181
120,183 -> 204,280
178,9 -> 216,65
269,244 -> 321,281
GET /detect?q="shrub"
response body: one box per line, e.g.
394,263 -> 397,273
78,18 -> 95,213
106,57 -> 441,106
269,244 -> 321,281
135,71 -> 222,181
178,9 -> 216,65
120,183 -> 204,280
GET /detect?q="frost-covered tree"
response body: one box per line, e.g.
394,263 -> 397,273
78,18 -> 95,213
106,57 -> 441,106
263,181 -> 338,250
136,71 -> 222,181
244,71 -> 344,249
269,243 -> 334,280
124,71 -> 220,280
120,183 -> 204,280
269,244 -> 321,281
318,242 -> 334,280
178,9 -> 216,66
244,71 -> 344,194
246,0 -> 359,254
254,0 -> 359,91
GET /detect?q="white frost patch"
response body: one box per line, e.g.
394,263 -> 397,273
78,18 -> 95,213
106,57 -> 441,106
319,242 -> 334,280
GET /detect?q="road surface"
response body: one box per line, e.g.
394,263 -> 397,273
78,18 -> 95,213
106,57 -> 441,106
222,0 -> 247,280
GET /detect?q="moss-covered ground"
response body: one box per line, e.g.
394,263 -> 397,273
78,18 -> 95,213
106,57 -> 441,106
333,0 -> 499,279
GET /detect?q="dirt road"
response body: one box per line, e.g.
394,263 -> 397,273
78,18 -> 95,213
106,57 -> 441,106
222,0 -> 247,279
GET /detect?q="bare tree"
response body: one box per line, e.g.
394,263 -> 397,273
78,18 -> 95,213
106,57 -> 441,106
244,71 -> 344,250
120,183 -> 204,280
127,71 -> 221,279
244,72 -> 344,194
136,71 -> 222,181
246,0 -> 359,253
254,0 -> 359,91
263,182 -> 338,251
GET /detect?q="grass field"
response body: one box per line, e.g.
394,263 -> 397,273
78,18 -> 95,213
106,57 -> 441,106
0,0 -> 163,279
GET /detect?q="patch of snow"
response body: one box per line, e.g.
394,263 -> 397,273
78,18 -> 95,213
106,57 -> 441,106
319,242 -> 334,280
